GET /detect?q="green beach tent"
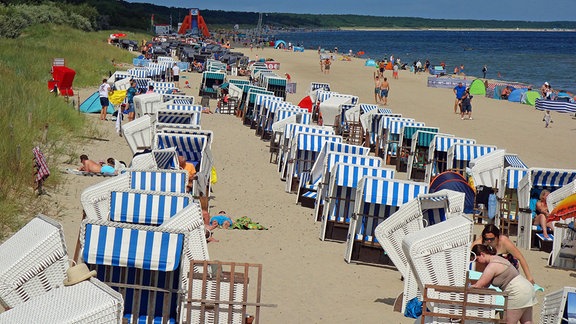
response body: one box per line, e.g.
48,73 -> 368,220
523,90 -> 541,106
468,79 -> 486,96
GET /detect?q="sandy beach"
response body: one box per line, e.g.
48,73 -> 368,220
43,46 -> 576,323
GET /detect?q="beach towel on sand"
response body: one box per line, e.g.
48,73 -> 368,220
64,168 -> 116,177
232,216 -> 267,230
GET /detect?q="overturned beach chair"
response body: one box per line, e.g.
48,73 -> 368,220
0,278 -> 123,323
0,215 -> 68,309
319,162 -> 395,241
374,190 -> 465,314
345,177 -> 429,266
403,214 -> 473,318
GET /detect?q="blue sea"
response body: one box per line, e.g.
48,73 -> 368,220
275,30 -> 576,93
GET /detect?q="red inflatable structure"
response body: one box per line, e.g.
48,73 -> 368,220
177,8 -> 210,38
48,59 -> 75,96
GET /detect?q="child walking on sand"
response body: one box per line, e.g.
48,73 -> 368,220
543,110 -> 553,128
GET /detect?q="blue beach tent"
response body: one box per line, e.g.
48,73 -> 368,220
365,59 -> 377,67
429,171 -> 476,213
508,88 -> 527,103
80,91 -> 115,114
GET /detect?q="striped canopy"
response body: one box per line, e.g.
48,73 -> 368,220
152,148 -> 178,169
129,170 -> 187,193
358,176 -> 429,205
412,131 -> 441,148
296,133 -> 341,152
531,169 -> 576,188
535,99 -> 576,114
451,144 -> 497,161
110,191 -> 191,225
331,163 -> 395,188
83,224 -> 183,271
156,110 -> 200,126
504,154 -> 527,168
322,154 -> 382,184
388,121 -> 425,136
172,99 -> 194,105
164,104 -> 202,112
433,135 -> 476,152
403,126 -> 439,140
360,104 -> 379,114
284,124 -> 333,141
156,134 -> 207,163
506,167 -> 529,189
202,72 -> 225,81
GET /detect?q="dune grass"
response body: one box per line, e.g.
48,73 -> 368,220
0,24 -> 150,240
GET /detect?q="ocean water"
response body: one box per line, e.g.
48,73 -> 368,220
275,30 -> 576,93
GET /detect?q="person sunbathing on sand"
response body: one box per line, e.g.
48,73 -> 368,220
78,154 -> 101,173
210,211 -> 234,229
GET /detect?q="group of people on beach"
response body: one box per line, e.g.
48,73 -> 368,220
77,154 -> 121,175
372,72 -> 390,105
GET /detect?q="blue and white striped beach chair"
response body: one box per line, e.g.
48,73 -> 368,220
345,177 -> 429,266
447,143 -> 497,175
155,126 -> 213,148
397,126 -> 439,173
155,133 -> 213,197
425,134 -> 476,183
319,162 -> 395,241
157,109 -> 201,126
81,169 -> 189,220
277,124 -> 334,176
297,142 -> 371,206
80,203 -> 209,324
312,153 -> 383,222
382,120 -> 425,164
296,142 -> 370,203
254,94 -> 283,134
517,168 -> 576,250
406,131 -> 448,181
284,132 -> 342,193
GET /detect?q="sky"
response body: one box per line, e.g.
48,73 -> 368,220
126,0 -> 576,22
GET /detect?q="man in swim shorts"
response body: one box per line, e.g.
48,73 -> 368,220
380,77 -> 390,105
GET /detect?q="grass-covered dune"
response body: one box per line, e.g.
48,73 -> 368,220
0,24 -> 149,239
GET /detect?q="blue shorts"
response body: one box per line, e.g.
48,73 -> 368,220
126,102 -> 134,113
99,97 -> 109,107
380,89 -> 389,97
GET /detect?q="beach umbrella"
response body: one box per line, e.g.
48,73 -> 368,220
298,96 -> 313,113
547,193 -> 576,222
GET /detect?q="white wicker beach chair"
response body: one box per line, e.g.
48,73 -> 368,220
540,286 -> 576,324
0,215 -> 68,309
402,214 -> 473,304
134,92 -> 162,116
122,114 -> 154,155
446,143 -> 497,176
374,190 -> 465,314
319,162 -> 395,242
0,278 -> 123,323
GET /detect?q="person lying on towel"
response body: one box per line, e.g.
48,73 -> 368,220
78,154 -> 101,173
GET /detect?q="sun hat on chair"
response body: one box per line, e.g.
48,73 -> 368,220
63,263 -> 97,286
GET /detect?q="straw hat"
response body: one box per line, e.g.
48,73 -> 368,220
63,263 -> 97,286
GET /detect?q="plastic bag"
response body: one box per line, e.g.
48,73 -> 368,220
210,166 -> 218,185
487,193 -> 497,219
404,297 -> 423,318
